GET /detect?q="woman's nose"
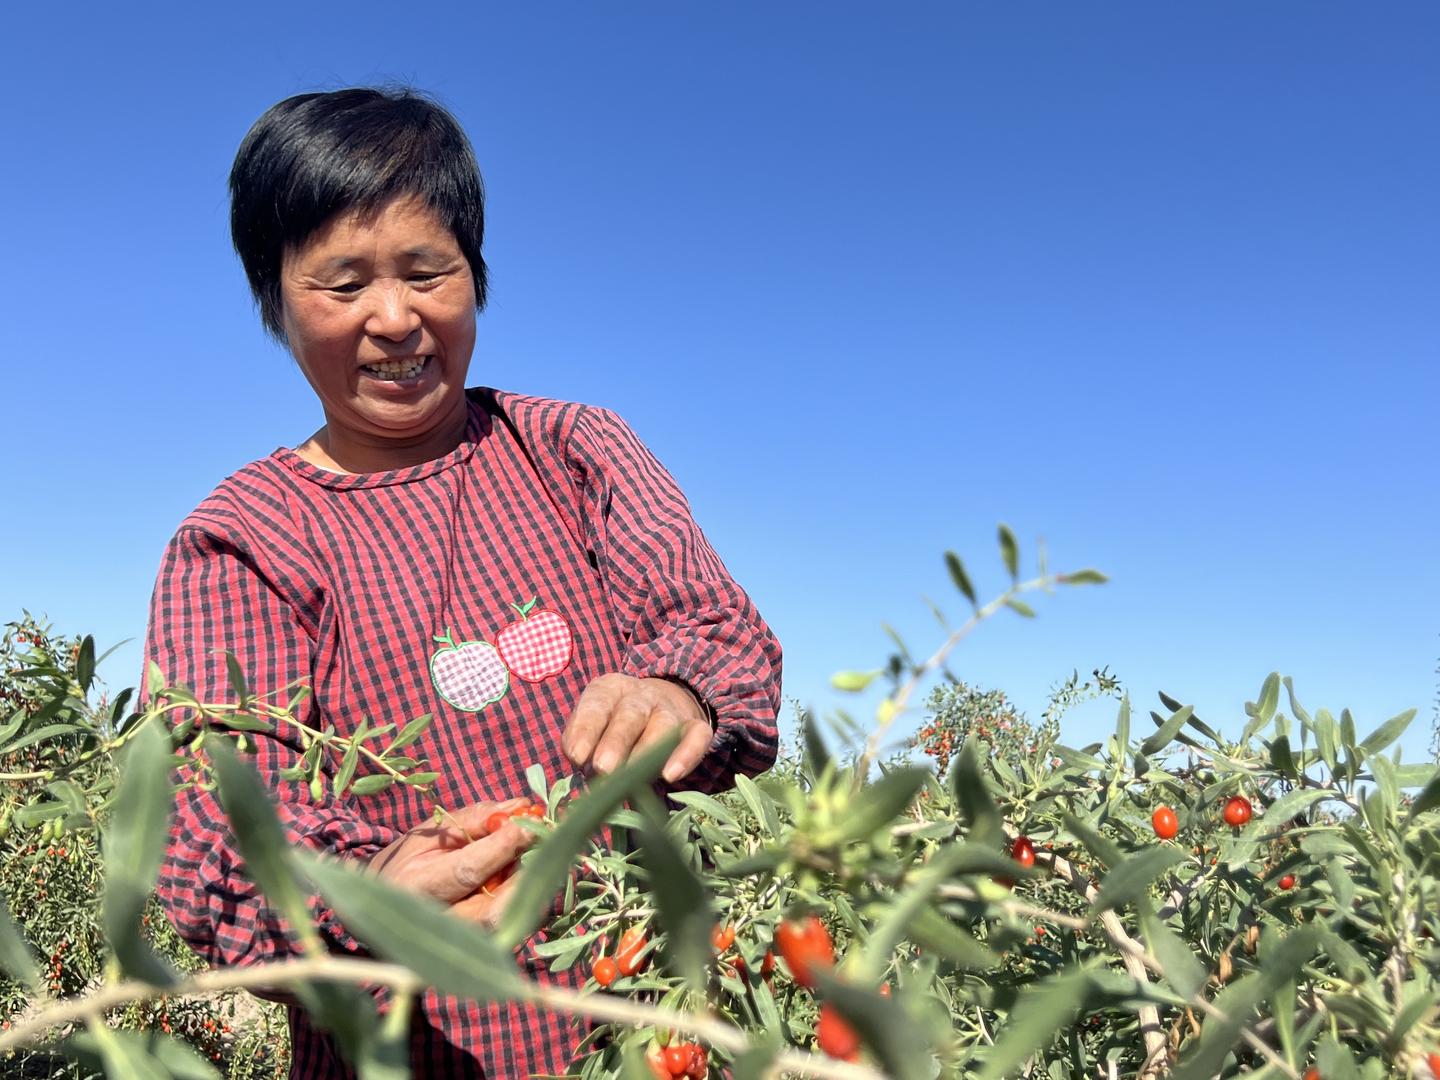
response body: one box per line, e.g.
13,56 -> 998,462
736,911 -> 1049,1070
364,283 -> 422,341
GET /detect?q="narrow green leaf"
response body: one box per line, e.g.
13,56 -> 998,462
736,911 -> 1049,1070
1268,734 -> 1297,776
81,1024 -> 173,1080
828,766 -> 927,845
1060,569 -> 1107,585
997,524 -> 1019,582
1260,788 -> 1327,829
799,709 -> 830,778
1138,902 -> 1205,1000
497,736 -> 676,946
388,713 -> 432,752
1315,707 -> 1339,770
334,743 -> 360,798
1090,846 -> 1188,914
1359,708 -> 1417,757
812,968 -> 934,1080
830,669 -> 883,693
525,763 -> 548,800
1140,705 -> 1194,756
75,635 -> 96,693
1004,597 -> 1036,618
734,774 -> 781,839
1406,770 -> 1440,823
1169,927 -> 1321,1080
209,737 -> 322,953
862,842 -> 1000,977
667,790 -> 739,829
102,717 -> 180,986
976,964 -> 1093,1080
634,791 -> 713,993
1063,813 -> 1124,869
4,722 -> 90,754
907,906 -> 1000,970
349,775 -> 396,796
223,651 -> 250,707
951,740 -> 1002,847
945,550 -> 978,608
300,851 -> 520,1002
0,894 -> 40,989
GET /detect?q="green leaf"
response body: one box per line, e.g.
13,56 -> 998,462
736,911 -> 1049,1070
388,713 -> 432,752
0,893 -> 40,990
830,669 -> 883,693
997,523 -> 1019,582
497,736 -> 676,946
1140,704 -> 1194,756
75,635 -> 96,694
1169,927 -> 1322,1080
951,740 -> 1002,847
1004,597 -> 1036,618
1268,734 -> 1297,777
102,717 -> 180,986
827,766 -> 927,845
1260,788 -> 1327,829
223,651 -> 251,707
811,968 -> 934,1080
862,842 -> 1000,977
1063,813 -> 1124,869
907,907 -> 1000,970
1060,568 -> 1107,585
1359,708 -> 1416,757
349,775 -> 396,796
733,774 -> 781,839
634,791 -> 713,993
77,1024 -> 174,1080
1405,769 -> 1440,823
334,742 -> 360,798
799,709 -> 830,778
945,550 -> 978,608
1315,708 -> 1339,771
300,851 -> 521,1002
209,737 -> 323,953
63,1028 -> 223,1080
1138,901 -> 1206,1000
976,964 -> 1093,1080
4,721 -> 90,754
666,790 -> 739,829
1090,846 -> 1188,914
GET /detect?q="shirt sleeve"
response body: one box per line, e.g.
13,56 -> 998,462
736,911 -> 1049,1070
143,521 -> 399,978
569,407 -> 783,793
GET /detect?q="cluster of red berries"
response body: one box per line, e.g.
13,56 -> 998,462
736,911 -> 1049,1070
645,1039 -> 708,1079
594,927 -> 650,987
479,801 -> 547,892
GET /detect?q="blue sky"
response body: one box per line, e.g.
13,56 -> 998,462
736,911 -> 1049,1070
2,4 -> 1436,762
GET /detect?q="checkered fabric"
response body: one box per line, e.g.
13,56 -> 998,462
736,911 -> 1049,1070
430,638 -> 510,710
496,609 -> 575,683
141,388 -> 782,1079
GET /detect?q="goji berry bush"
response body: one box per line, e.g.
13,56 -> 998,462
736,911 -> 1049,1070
2,529 -> 1438,1080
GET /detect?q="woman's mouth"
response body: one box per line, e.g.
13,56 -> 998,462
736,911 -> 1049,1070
361,356 -> 431,382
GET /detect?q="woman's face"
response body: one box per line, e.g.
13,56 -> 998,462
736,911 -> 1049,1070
279,194 -> 477,469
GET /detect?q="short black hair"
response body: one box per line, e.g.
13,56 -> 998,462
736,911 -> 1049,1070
229,86 -> 489,339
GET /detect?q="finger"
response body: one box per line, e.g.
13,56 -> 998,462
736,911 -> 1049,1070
630,703 -> 684,761
413,820 -> 538,903
591,692 -> 652,775
662,717 -> 715,785
429,797 -> 534,848
563,675 -> 630,766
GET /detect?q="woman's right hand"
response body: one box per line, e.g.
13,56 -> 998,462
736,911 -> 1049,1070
365,797 -> 538,927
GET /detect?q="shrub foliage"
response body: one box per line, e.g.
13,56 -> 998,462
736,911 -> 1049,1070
2,531 -> 1438,1080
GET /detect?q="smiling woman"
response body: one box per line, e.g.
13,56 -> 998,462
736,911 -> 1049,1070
141,86 -> 783,1079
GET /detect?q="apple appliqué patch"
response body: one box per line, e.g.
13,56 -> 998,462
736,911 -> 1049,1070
428,597 -> 576,712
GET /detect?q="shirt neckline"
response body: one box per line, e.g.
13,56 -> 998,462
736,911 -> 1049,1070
270,396 -> 491,490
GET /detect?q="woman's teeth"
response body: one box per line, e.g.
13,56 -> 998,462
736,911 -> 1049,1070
363,357 -> 429,381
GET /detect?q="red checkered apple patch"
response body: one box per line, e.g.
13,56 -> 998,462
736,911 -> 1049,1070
495,597 -> 575,683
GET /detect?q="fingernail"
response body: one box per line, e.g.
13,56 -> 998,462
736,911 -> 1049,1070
593,750 -> 615,774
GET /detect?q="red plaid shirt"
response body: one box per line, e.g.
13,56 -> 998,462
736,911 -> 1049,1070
142,389 -> 782,1078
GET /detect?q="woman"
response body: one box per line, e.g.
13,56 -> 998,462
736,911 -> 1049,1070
143,87 -> 782,1078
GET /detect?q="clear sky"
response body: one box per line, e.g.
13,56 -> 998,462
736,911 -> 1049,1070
2,3 -> 1436,761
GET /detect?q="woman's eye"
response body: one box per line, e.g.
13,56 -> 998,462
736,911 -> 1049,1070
328,282 -> 364,294
409,273 -> 440,284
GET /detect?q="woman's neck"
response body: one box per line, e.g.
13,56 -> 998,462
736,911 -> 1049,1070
296,399 -> 470,474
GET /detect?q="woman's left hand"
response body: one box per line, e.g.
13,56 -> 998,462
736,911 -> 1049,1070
562,673 -> 711,785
